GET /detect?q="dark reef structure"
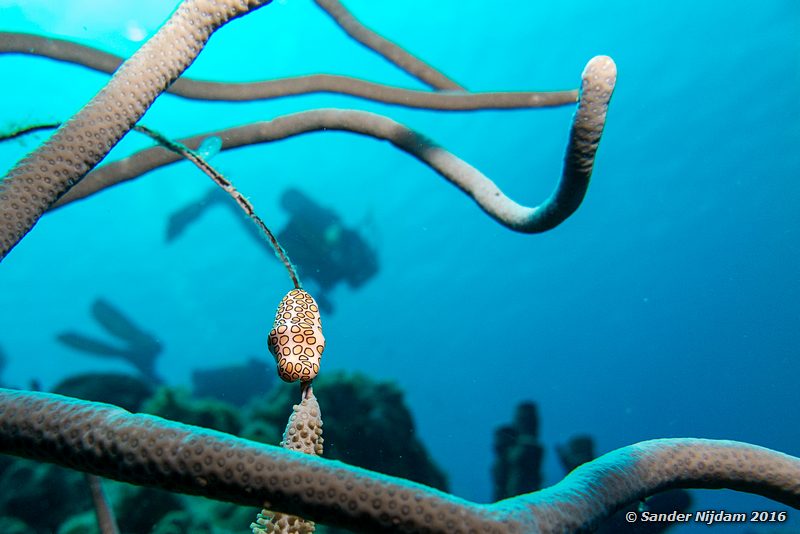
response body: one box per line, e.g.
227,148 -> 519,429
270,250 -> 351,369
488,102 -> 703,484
191,357 -> 275,407
53,372 -> 155,413
0,0 -> 798,533
492,403 -> 693,534
56,298 -> 163,384
492,401 -> 544,501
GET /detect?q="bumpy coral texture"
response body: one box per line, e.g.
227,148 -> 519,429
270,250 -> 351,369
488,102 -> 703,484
268,289 -> 326,382
1,388 -> 799,533
279,393 -> 324,456
252,391 -> 323,534
0,0 -> 272,257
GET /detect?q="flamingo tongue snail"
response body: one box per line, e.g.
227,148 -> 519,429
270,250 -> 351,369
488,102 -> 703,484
268,289 -> 326,382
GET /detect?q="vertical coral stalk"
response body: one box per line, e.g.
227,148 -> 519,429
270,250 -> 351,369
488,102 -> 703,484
251,385 -> 323,533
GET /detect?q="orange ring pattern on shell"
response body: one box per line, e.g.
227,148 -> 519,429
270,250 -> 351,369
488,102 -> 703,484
267,288 -> 325,383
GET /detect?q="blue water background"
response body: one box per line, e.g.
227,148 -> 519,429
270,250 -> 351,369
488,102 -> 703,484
1,1 -> 798,532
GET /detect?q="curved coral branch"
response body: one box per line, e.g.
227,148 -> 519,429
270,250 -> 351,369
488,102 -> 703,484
0,388 -> 797,534
0,32 -> 576,109
520,439 -> 800,531
52,56 -> 615,234
0,0 -> 273,260
313,0 -> 464,91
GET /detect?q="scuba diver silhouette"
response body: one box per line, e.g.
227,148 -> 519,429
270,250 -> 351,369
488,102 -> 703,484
166,187 -> 379,313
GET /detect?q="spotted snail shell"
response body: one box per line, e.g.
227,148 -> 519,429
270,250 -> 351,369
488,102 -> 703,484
267,288 -> 326,383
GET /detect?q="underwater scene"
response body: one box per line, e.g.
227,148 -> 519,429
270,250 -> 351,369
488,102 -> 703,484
0,0 -> 798,533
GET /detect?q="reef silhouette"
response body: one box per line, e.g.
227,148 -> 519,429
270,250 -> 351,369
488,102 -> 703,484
56,298 -> 163,384
492,402 -> 692,534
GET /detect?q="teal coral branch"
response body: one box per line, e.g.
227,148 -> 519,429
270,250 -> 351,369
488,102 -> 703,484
0,388 -> 797,534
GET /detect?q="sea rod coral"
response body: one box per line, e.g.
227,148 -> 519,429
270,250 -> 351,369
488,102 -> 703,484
0,0 -> 798,533
0,0 -> 598,257
0,389 -> 798,533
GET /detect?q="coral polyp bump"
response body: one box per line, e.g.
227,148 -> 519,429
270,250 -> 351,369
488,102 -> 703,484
268,289 -> 326,382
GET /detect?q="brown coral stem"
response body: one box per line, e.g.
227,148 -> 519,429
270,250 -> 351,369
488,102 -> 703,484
0,389 -> 797,534
85,474 -> 121,534
54,51 -> 615,235
312,0 -> 464,91
0,32 -> 576,110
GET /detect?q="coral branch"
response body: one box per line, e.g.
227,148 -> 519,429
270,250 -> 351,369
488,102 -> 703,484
312,0 -> 464,91
0,388 -> 512,533
525,439 -> 800,531
0,389 -> 796,534
55,53 -> 614,234
85,474 -> 121,534
251,385 -> 323,533
0,32 -> 576,109
0,0 -> 273,260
